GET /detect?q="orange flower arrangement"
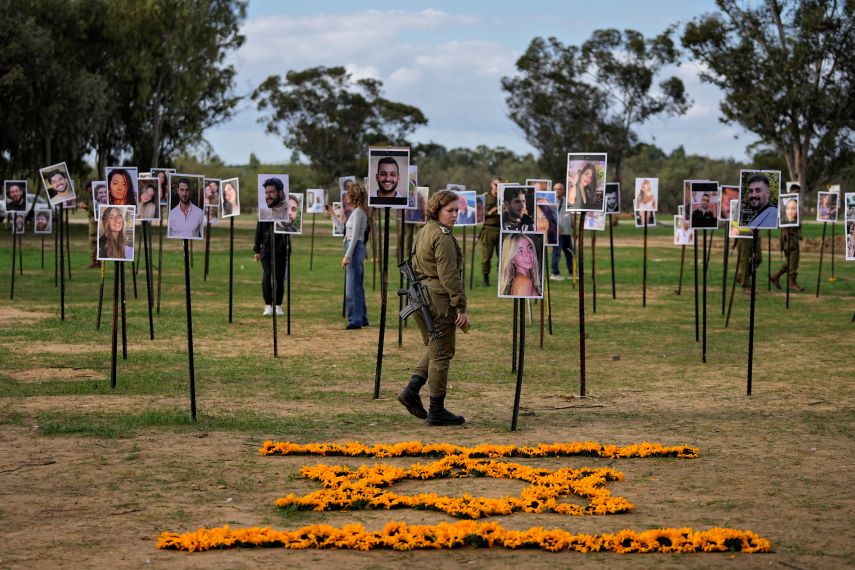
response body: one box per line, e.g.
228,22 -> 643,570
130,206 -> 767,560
157,521 -> 771,553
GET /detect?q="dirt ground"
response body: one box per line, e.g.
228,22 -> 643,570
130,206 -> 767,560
1,230 -> 854,569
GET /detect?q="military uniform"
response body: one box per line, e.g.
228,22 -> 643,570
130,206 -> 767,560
410,218 -> 466,398
771,227 -> 802,290
479,192 -> 500,278
735,235 -> 762,290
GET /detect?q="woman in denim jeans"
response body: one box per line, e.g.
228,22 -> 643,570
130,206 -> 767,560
341,183 -> 369,329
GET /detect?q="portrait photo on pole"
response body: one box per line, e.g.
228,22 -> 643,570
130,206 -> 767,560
682,179 -> 710,222
525,179 -> 551,193
40,163 -> 76,206
136,177 -> 161,221
565,153 -> 606,212
634,178 -> 658,212
4,180 -> 28,212
689,181 -> 720,229
501,185 -> 535,232
91,180 -> 108,214
34,209 -> 53,234
339,176 -> 356,196
220,177 -> 240,217
738,169 -> 781,229
274,192 -> 303,235
257,174 -> 289,222
12,212 -> 25,234
63,197 -> 77,210
535,190 -> 559,246
634,210 -> 656,228
407,165 -> 419,209
305,188 -> 325,214
673,215 -> 694,245
816,191 -> 839,223
476,193 -> 486,225
97,205 -> 136,262
498,231 -> 544,299
778,193 -> 800,228
331,201 -> 345,237
167,174 -> 205,240
105,166 -> 138,207
368,147 -> 410,208
584,211 -> 606,231
455,190 -> 477,226
729,200 -> 752,239
152,168 -> 173,206
719,185 -> 739,221
446,183 -> 465,193
604,182 -> 621,214
405,186 -> 429,224
845,192 -> 855,260
204,178 -> 221,212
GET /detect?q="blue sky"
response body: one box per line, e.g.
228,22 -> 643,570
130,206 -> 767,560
206,1 -> 755,165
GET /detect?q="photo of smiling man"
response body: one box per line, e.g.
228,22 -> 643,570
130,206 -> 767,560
368,147 -> 409,208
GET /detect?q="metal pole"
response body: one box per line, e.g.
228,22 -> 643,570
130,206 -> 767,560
816,223 -> 826,297
9,224 -> 17,300
143,223 -> 154,340
694,236 -> 699,342
511,299 -> 526,432
469,227 -> 479,290
111,262 -> 119,389
747,230 -> 759,396
96,260 -> 106,329
721,233 -> 730,315
156,212 -> 164,315
725,245 -> 742,329
183,239 -> 197,421
676,245 -> 685,295
286,235 -> 291,336
270,226 -> 278,357
309,213 -> 316,270
228,216 -> 234,323
545,255 -> 553,336
591,229 -> 597,313
702,230 -> 708,363
608,218 -> 616,299
120,263 -> 127,359
766,229 -> 771,291
577,214 -> 586,396
59,206 -> 65,320
373,207 -> 391,399
642,214 -> 648,307
64,208 -> 70,280
203,210 -> 212,281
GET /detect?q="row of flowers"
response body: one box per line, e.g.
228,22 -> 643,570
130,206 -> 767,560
157,520 -> 771,553
275,455 -> 632,518
259,440 -> 699,459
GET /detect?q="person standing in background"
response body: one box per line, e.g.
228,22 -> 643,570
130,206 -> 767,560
479,177 -> 501,286
551,182 -> 574,281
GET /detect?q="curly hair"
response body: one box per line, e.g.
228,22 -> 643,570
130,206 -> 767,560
347,183 -> 368,210
426,190 -> 459,221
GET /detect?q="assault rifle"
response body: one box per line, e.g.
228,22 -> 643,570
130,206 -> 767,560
397,259 -> 443,355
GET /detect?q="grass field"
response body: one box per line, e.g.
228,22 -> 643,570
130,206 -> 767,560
0,213 -> 853,569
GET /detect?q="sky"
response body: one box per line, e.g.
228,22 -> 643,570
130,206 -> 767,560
205,0 -> 757,166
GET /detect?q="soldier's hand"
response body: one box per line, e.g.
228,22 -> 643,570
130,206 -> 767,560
455,312 -> 470,330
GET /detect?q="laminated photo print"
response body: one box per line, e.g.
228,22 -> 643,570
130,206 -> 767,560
91,180 -> 109,215
407,166 -> 419,209
845,192 -> 855,260
34,209 -> 53,234
778,193 -> 800,228
785,181 -> 802,194
305,189 -> 325,214
368,147 -> 409,208
535,190 -> 559,246
673,215 -> 694,246
40,162 -> 76,206
565,153 -> 606,212
204,178 -> 221,212
604,182 -> 620,214
257,174 -> 289,222
4,180 -> 28,212
682,179 -> 711,222
205,207 -> 220,226
136,177 -> 160,221
729,200 -> 752,239
738,169 -> 781,229
634,178 -> 658,212
167,173 -> 205,240
816,191 -> 839,223
331,201 -> 345,237
97,205 -> 136,262
274,192 -> 303,235
405,186 -> 429,224
719,185 -> 739,221
151,169 -> 174,206
525,179 -> 552,193
498,231 -> 544,300
689,181 -> 720,230
340,187 -> 353,224
12,212 -> 25,235
63,197 -> 77,210
501,185 -> 535,232
446,183 -> 465,192
584,211 -> 606,231
677,204 -> 685,217
105,166 -> 138,207
220,177 -> 240,217
455,190 -> 477,226
476,193 -> 486,225
634,209 -> 656,228
339,176 -> 356,196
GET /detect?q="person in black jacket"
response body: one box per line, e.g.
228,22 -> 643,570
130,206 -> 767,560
253,220 -> 290,316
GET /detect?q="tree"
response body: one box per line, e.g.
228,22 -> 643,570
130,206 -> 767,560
682,0 -> 855,189
252,66 -> 427,182
501,29 -> 689,186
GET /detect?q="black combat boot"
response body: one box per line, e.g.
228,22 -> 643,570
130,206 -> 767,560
427,394 -> 465,426
397,375 -> 428,419
482,273 -> 490,286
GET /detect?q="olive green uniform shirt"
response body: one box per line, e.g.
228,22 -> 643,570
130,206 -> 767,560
413,219 -> 466,316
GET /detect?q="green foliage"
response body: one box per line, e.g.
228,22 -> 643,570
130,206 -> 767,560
682,0 -> 855,189
252,66 -> 427,184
